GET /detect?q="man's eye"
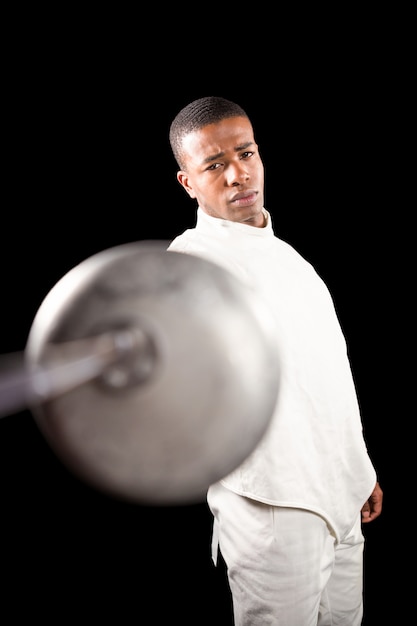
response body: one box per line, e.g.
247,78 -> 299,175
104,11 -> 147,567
242,151 -> 254,159
207,163 -> 221,171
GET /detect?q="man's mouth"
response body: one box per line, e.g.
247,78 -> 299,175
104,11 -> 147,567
230,190 -> 258,206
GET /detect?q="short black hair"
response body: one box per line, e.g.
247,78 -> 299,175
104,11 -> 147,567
169,96 -> 249,170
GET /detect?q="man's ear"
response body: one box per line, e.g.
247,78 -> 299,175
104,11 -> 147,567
177,171 -> 196,199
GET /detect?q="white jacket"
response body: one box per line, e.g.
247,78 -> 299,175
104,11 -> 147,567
168,208 -> 376,542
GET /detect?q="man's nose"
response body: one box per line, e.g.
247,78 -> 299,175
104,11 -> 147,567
227,163 -> 249,186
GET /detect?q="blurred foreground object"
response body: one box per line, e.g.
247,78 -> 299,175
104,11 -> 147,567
1,242 -> 280,504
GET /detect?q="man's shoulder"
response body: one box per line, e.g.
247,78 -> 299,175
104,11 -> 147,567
167,229 -> 197,252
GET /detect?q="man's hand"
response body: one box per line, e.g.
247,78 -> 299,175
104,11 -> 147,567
361,481 -> 383,523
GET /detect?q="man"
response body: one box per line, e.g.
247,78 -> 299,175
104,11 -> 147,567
167,96 -> 383,625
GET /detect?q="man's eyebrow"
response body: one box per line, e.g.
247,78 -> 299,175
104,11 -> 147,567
235,141 -> 254,152
202,141 -> 255,165
203,151 -> 225,165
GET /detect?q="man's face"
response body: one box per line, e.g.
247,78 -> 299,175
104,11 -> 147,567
177,116 -> 265,228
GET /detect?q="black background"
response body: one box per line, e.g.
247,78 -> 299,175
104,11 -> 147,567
1,16 -> 408,625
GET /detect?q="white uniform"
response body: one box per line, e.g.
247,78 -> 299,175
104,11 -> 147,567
168,208 -> 377,625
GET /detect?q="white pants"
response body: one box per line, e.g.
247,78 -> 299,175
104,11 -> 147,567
207,482 -> 364,626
